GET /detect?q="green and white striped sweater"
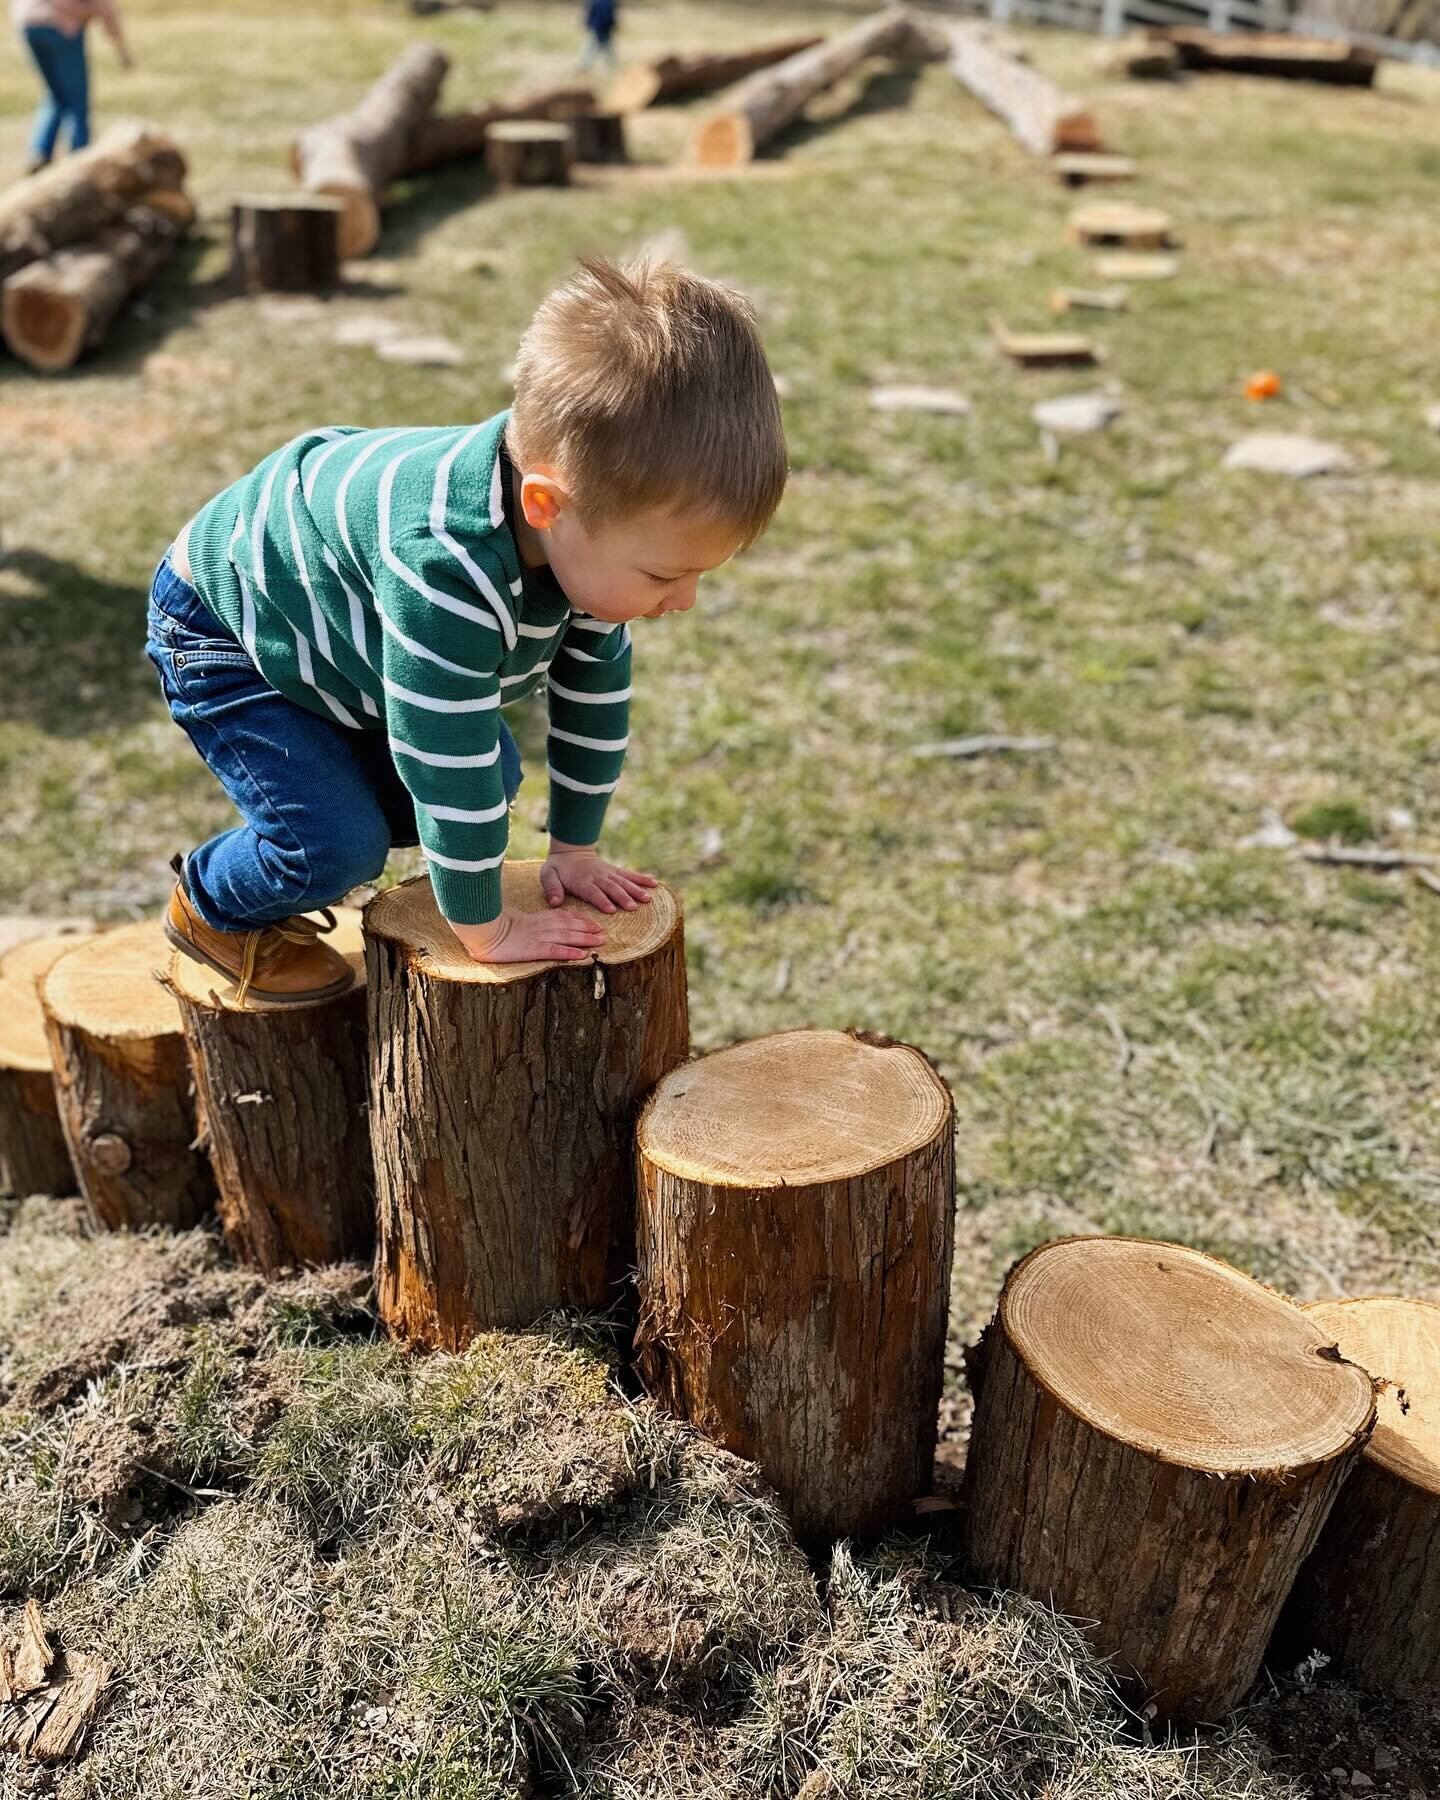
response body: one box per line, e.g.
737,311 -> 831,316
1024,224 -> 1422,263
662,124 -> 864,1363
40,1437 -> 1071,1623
188,410 -> 631,926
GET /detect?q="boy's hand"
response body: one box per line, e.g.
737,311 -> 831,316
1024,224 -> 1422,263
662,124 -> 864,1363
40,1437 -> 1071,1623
450,909 -> 604,965
541,842 -> 658,914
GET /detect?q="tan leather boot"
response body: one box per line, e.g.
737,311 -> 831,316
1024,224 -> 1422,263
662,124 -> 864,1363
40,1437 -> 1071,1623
165,875 -> 354,1007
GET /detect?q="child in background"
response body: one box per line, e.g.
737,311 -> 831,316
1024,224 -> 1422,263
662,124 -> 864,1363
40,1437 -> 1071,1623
12,0 -> 132,174
149,259 -> 788,1005
579,0 -> 617,71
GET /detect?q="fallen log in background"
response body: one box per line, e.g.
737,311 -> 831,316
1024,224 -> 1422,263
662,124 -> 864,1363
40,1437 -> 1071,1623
1151,26 -> 1378,84
0,125 -> 185,283
229,194 -> 343,293
292,42 -> 449,258
606,34 -> 824,112
2,190 -> 193,372
945,20 -> 1102,155
689,7 -> 944,168
399,83 -> 596,175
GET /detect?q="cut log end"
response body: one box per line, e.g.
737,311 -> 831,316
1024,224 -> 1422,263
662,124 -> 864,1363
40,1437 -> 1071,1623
605,64 -> 664,113
1304,1296 -> 1440,1496
44,921 -> 179,1043
316,186 -> 381,262
3,284 -> 84,372
690,112 -> 752,168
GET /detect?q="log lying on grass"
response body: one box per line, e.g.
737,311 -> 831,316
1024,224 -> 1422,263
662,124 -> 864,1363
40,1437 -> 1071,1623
42,923 -> 214,1232
292,42 -> 450,259
0,936 -> 91,1198
689,7 -> 944,169
229,195 -> 343,293
398,84 -> 595,175
605,34 -> 824,113
636,1028 -> 955,1537
1150,26 -> 1378,85
944,20 -> 1102,156
1279,1297 -> 1440,1692
964,1237 -> 1376,1720
365,865 -> 688,1347
168,911 -> 373,1273
0,124 -> 185,282
2,190 -> 193,372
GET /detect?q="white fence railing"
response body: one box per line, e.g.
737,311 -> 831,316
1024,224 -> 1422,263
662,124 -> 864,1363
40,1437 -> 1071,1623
981,0 -> 1440,63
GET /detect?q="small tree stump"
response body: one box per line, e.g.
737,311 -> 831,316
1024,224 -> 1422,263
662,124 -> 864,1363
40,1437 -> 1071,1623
963,1238 -> 1377,1721
0,931 -> 92,1197
365,864 -> 687,1347
229,196 -> 343,293
484,122 -> 574,187
167,910 -> 373,1273
1278,1297 -> 1440,1692
569,112 -> 628,164
41,923 -> 214,1232
635,1028 -> 955,1538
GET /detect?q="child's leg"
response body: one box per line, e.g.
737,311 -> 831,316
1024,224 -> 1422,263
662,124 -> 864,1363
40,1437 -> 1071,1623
52,32 -> 90,152
23,28 -> 67,167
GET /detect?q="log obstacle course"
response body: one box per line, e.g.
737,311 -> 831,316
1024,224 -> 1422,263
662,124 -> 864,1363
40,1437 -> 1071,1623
228,195 -> 344,293
41,923 -> 215,1233
166,910 -> 373,1275
963,1238 -> 1377,1720
0,935 -> 90,1198
364,865 -> 688,1347
635,1029 -> 955,1538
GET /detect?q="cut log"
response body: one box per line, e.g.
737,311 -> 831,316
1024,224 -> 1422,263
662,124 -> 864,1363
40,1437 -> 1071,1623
992,318 -> 1098,368
229,195 -> 343,293
689,7 -> 944,169
1067,200 -> 1174,249
605,35 -> 825,113
963,1237 -> 1376,1721
365,864 -> 688,1347
41,923 -> 214,1233
1053,152 -> 1136,186
1049,285 -> 1129,313
943,21 -> 1102,158
1150,26 -> 1378,85
1278,1297 -> 1440,1692
570,111 -> 628,164
167,911 -> 373,1274
2,192 -> 194,373
635,1028 -> 955,1537
0,124 -> 185,282
399,84 -> 595,175
1104,35 -> 1183,80
292,43 -> 450,259
484,121 -> 574,187
0,940 -> 84,1197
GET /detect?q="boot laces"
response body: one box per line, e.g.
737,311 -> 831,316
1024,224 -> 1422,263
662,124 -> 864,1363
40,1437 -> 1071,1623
235,909 -> 338,1007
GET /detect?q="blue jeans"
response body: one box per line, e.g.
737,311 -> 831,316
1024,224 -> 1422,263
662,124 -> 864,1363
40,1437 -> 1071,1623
24,26 -> 90,163
145,553 -> 523,932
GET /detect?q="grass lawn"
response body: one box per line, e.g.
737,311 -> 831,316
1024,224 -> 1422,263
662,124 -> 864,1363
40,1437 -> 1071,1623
2,0 -> 1440,1790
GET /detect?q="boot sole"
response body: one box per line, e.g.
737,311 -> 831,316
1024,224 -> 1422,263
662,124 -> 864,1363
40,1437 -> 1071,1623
164,921 -> 356,1009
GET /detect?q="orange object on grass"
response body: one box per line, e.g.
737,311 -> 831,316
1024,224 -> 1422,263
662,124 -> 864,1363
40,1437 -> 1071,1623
1245,370 -> 1283,401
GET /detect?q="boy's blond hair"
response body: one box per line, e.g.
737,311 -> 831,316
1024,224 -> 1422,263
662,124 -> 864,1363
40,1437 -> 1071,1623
507,257 -> 787,544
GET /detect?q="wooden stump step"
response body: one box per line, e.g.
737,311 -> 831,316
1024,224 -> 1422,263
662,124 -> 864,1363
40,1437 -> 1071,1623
0,933 -> 92,1198
485,122 -> 574,187
636,1028 -> 955,1538
230,195 -> 344,293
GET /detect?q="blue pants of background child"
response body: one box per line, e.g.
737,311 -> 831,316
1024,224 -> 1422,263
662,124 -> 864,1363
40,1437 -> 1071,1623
146,553 -> 523,933
24,26 -> 90,163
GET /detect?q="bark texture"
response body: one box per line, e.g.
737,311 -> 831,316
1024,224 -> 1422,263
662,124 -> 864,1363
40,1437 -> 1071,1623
0,1069 -> 73,1199
229,196 -> 342,292
399,85 -> 595,174
570,112 -> 628,164
0,126 -> 186,282
605,36 -> 824,112
484,123 -> 574,187
945,20 -> 1102,156
1152,26 -> 1378,83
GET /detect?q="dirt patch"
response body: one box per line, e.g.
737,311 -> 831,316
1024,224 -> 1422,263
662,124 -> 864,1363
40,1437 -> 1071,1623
1249,1676 -> 1440,1798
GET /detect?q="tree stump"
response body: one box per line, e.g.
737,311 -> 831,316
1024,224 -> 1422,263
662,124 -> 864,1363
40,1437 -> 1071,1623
963,1238 -> 1377,1721
635,1028 -> 955,1538
167,910 -> 373,1274
569,112 -> 628,165
1277,1297 -> 1440,1692
0,932 -> 91,1197
41,923 -> 214,1232
484,122 -> 574,187
365,864 -> 687,1347
229,195 -> 343,293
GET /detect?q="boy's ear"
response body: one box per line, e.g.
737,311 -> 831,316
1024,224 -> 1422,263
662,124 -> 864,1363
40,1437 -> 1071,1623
520,469 -> 569,532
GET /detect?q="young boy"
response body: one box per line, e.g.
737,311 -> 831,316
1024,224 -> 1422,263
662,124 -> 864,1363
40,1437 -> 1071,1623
148,258 -> 787,1006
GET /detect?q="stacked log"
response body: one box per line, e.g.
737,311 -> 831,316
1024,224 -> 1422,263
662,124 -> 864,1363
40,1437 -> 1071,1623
0,125 -> 185,282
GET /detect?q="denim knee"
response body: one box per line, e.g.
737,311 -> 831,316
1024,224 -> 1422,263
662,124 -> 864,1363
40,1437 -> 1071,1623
288,816 -> 392,907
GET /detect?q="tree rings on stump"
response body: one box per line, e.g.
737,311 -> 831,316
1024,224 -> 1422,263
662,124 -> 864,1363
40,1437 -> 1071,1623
365,864 -> 688,1347
1279,1297 -> 1440,1692
167,909 -> 373,1273
42,922 -> 214,1231
964,1237 -> 1377,1721
484,121 -> 574,186
0,935 -> 91,1197
635,1028 -> 955,1538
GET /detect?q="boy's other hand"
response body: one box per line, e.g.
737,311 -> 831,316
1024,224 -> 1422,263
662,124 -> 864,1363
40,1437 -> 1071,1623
541,843 -> 658,914
451,909 -> 604,965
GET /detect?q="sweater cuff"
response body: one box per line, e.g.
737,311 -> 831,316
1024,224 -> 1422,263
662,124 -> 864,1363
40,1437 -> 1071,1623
548,788 -> 612,848
428,862 -> 504,926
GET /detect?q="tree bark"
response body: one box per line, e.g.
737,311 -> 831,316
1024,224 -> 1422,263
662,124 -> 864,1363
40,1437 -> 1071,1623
0,1030 -> 72,1199
229,195 -> 343,293
2,192 -> 193,373
0,125 -> 186,282
605,35 -> 825,113
1276,1297 -> 1440,1692
1151,27 -> 1378,84
570,112 -> 628,164
40,924 -> 214,1233
166,913 -> 373,1273
399,85 -> 596,175
944,21 -> 1103,156
963,1238 -> 1377,1721
292,43 -> 450,259
689,8 -> 944,168
365,866 -> 688,1348
635,1028 -> 955,1538
484,122 -> 574,187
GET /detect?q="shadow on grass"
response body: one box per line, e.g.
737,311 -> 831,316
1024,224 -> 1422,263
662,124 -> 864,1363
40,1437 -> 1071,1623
0,547 -> 159,734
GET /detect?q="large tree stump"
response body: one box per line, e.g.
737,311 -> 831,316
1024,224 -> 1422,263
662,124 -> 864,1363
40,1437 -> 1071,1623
365,865 -> 688,1347
0,124 -> 186,283
1277,1297 -> 1440,1692
484,122 -> 574,187
292,43 -> 450,259
0,933 -> 91,1197
399,85 -> 595,175
943,21 -> 1102,157
41,923 -> 214,1233
167,910 -> 373,1274
964,1238 -> 1377,1721
635,1028 -> 955,1538
570,112 -> 628,165
605,35 -> 824,113
229,195 -> 343,293
2,191 -> 194,373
